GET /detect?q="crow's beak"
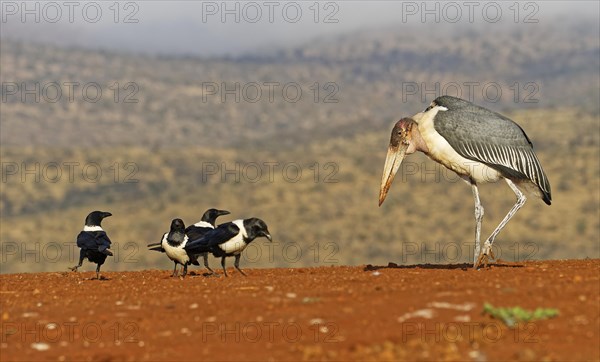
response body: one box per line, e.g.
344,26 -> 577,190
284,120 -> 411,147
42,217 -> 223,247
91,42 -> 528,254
218,210 -> 231,216
264,233 -> 272,242
103,212 -> 113,218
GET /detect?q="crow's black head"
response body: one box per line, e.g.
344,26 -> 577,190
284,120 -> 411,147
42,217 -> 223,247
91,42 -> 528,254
201,208 -> 231,226
243,218 -> 272,242
85,211 -> 112,227
170,218 -> 186,233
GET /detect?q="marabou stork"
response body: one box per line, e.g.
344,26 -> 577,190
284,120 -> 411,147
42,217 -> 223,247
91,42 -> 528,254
379,96 -> 551,268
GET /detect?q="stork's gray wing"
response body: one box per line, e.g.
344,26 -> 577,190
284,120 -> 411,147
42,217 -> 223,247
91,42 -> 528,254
433,109 -> 551,204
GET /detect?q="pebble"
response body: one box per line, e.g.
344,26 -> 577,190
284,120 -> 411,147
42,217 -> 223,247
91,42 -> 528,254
372,271 -> 381,276
454,315 -> 471,322
189,303 -> 199,309
397,309 -> 435,323
286,292 -> 297,299
309,318 -> 324,325
31,342 -> 50,351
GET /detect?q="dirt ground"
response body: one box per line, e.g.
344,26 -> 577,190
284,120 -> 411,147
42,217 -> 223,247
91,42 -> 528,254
1,259 -> 598,361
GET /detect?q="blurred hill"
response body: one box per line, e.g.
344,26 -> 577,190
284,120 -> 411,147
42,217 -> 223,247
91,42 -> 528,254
1,20 -> 599,273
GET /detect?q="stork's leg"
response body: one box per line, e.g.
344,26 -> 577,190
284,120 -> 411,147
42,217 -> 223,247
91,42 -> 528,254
95,264 -> 101,280
234,254 -> 247,276
475,179 -> 526,268
471,183 -> 484,266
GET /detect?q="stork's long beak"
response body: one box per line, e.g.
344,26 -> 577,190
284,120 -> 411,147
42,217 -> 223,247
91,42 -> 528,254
379,143 -> 408,206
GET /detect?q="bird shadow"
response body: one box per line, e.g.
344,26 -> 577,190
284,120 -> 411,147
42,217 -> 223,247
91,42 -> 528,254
364,261 -> 524,272
85,276 -> 111,281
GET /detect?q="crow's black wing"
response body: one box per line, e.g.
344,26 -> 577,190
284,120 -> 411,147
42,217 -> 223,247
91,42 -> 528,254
185,225 -> 213,241
95,232 -> 112,252
184,223 -> 239,255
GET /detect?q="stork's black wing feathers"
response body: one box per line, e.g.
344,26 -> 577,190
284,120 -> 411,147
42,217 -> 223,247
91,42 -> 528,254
433,100 -> 551,205
184,223 -> 240,254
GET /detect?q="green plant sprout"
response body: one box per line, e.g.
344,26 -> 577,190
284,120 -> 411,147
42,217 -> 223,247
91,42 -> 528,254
483,302 -> 559,327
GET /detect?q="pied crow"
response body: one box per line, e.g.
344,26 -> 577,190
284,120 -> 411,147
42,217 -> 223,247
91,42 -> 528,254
184,218 -> 272,277
148,218 -> 198,277
69,211 -> 113,280
185,208 -> 230,275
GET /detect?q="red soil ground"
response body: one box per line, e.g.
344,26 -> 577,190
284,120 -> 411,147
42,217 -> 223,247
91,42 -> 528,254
1,259 -> 598,361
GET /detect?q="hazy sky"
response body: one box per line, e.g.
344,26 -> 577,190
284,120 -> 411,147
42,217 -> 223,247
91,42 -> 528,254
1,1 -> 598,56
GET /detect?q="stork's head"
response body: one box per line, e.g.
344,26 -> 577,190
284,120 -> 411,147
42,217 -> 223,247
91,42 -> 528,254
379,118 -> 419,206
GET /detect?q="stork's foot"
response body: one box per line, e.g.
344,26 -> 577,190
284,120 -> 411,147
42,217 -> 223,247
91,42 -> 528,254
474,242 -> 496,269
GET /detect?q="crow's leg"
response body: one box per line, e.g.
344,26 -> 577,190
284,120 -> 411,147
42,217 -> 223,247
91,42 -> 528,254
69,250 -> 85,271
171,262 -> 178,277
221,257 -> 228,277
95,264 -> 101,280
234,254 -> 247,276
203,253 -> 215,275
